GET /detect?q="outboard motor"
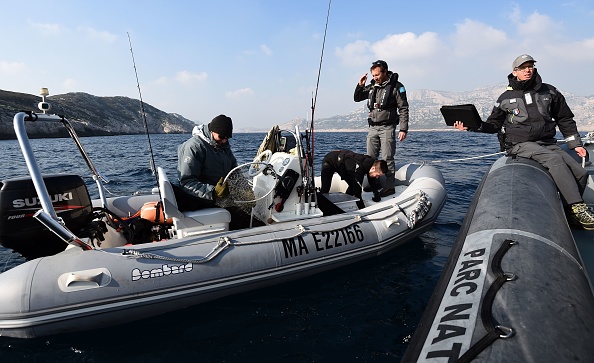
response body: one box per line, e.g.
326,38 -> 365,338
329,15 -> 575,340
0,174 -> 93,259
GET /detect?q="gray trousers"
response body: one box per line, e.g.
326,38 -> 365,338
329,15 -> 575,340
510,142 -> 587,206
367,124 -> 396,188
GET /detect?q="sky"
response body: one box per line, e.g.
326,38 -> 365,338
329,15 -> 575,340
1,0 -> 594,130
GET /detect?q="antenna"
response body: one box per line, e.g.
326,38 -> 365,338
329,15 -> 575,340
38,88 -> 51,113
127,33 -> 160,190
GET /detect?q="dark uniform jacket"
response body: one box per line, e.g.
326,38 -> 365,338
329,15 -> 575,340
321,150 -> 378,198
353,71 -> 409,132
478,70 -> 582,150
177,125 -> 237,201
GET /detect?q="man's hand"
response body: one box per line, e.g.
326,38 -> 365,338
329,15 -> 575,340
575,146 -> 587,158
214,177 -> 230,198
453,121 -> 468,131
359,73 -> 368,87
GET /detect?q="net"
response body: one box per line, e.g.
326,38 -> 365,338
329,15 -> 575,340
217,161 -> 276,216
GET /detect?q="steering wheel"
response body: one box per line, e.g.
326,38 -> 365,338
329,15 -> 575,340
248,150 -> 273,177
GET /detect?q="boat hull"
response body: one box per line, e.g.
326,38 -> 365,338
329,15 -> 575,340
0,163 -> 446,338
402,156 -> 594,362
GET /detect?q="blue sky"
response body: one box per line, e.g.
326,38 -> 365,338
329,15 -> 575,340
1,0 -> 593,130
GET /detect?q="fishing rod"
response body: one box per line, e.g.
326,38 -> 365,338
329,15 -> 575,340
304,0 -> 331,209
311,0 -> 331,142
127,32 -> 160,190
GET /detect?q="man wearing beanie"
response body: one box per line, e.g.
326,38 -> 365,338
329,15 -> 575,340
176,114 -> 237,211
452,54 -> 594,230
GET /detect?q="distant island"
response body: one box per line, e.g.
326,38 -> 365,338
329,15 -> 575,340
2,85 -> 593,139
0,89 -> 196,140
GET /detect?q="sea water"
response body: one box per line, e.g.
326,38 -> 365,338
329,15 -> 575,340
0,131 -> 500,362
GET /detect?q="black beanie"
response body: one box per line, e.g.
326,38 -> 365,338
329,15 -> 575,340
208,115 -> 233,138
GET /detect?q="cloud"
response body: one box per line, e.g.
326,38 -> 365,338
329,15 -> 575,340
335,32 -> 441,68
543,36 -> 594,63
451,19 -> 508,57
175,71 -> 208,83
78,26 -> 118,43
371,32 -> 440,60
30,22 -> 65,35
241,45 -> 273,57
0,61 -> 25,74
505,5 -> 594,67
225,88 -> 254,98
154,76 -> 169,85
260,44 -> 273,56
517,11 -> 563,40
334,40 -> 371,66
346,31 -> 363,39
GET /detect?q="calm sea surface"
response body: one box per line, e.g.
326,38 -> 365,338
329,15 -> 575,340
0,131 -> 500,362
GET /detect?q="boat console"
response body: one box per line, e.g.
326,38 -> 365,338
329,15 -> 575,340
252,151 -> 323,223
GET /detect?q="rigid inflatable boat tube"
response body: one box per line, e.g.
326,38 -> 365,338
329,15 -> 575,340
402,156 -> 594,362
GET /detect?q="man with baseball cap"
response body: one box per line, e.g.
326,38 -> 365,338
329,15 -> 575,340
453,54 -> 594,230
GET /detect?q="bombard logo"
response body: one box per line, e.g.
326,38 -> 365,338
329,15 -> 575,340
131,263 -> 193,281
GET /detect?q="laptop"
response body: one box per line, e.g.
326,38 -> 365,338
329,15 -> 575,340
440,104 -> 482,128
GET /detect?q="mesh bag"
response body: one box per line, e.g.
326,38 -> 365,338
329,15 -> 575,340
216,161 -> 276,217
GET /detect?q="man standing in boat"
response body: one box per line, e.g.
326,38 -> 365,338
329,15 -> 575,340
319,149 -> 388,208
354,60 -> 409,198
176,114 -> 235,210
453,54 -> 594,230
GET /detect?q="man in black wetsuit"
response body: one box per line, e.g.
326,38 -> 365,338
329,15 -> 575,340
320,150 -> 388,207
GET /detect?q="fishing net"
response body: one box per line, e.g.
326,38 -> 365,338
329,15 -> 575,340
215,151 -> 277,216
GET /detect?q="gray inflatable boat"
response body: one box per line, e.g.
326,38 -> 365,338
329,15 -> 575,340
0,106 -> 446,338
402,154 -> 594,362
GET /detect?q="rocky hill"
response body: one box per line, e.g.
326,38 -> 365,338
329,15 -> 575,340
0,89 -> 196,139
281,84 -> 594,132
3,85 -> 594,139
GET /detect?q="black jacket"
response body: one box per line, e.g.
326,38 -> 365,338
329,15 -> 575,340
354,71 -> 409,131
479,70 -> 582,149
322,150 -> 378,197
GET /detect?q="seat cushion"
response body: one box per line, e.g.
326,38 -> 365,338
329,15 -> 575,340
183,208 -> 231,225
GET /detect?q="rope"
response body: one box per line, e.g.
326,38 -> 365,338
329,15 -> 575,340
112,191 -> 428,262
120,237 -> 232,264
416,151 -> 505,165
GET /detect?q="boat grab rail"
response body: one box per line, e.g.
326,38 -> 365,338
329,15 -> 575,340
455,239 -> 517,363
116,191 -> 430,264
14,111 -> 105,252
14,112 -> 111,210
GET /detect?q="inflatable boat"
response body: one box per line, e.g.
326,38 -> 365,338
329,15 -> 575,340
0,99 -> 446,338
402,150 -> 594,362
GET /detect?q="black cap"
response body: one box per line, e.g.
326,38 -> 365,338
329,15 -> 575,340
208,114 -> 233,138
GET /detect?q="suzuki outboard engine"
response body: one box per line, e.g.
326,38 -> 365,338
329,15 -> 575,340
0,174 -> 93,260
